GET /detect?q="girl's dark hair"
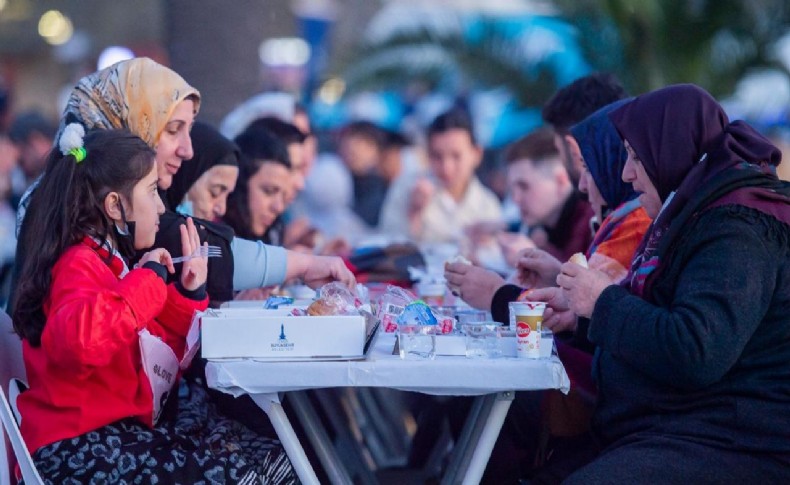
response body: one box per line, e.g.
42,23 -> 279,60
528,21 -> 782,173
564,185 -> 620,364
224,125 -> 291,241
13,128 -> 155,346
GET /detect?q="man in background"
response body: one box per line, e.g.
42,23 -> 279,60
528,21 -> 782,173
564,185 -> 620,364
8,111 -> 56,209
542,73 -> 627,186
379,107 -> 502,243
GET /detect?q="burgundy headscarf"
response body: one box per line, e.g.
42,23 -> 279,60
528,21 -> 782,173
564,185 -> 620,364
609,84 -> 781,203
608,84 -> 788,297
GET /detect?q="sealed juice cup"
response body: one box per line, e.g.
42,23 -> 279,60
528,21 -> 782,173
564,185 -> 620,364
509,301 -> 545,359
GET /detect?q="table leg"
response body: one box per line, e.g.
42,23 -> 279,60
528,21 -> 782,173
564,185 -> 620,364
249,393 -> 321,485
440,394 -> 494,485
461,391 -> 514,485
287,391 -> 354,485
440,391 -> 515,485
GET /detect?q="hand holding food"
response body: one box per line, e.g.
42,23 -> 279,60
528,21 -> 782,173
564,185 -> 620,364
569,252 -> 589,268
556,261 -> 613,318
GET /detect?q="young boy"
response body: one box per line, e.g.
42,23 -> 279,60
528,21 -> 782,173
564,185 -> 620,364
379,107 -> 502,243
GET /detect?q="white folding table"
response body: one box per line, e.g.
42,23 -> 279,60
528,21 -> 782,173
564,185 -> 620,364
206,333 -> 570,484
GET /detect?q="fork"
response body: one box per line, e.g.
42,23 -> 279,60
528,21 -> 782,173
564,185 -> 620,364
171,245 -> 222,264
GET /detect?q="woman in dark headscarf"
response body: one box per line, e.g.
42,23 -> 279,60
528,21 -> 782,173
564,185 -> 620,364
166,121 -> 240,221
558,84 -> 790,482
441,100 -> 654,483
570,98 -> 652,283
446,99 -> 652,326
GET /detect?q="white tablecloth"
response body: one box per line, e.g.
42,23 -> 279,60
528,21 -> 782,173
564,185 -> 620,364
206,333 -> 570,397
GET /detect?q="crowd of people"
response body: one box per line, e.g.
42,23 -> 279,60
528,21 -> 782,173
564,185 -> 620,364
0,57 -> 789,484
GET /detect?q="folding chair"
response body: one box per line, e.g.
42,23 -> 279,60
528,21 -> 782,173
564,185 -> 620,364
0,309 -> 43,485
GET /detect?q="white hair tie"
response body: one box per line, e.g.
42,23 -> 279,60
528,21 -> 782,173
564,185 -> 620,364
59,123 -> 87,163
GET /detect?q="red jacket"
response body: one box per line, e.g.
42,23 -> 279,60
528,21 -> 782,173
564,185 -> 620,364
18,240 -> 208,453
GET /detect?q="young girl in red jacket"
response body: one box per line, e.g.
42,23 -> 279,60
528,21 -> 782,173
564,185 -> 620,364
12,126 -> 297,484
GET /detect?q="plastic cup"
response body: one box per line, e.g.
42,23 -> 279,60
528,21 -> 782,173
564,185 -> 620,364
509,301 -> 545,359
397,324 -> 437,359
456,309 -> 489,326
462,322 -> 502,359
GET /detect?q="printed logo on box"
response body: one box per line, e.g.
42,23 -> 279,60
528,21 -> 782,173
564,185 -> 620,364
516,321 -> 530,337
271,323 -> 295,351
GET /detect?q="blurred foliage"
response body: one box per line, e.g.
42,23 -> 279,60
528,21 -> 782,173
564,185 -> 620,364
342,21 -> 560,107
342,1 -> 790,103
555,0 -> 790,97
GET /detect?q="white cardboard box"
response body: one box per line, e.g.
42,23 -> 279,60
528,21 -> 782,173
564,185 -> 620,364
201,308 -> 367,360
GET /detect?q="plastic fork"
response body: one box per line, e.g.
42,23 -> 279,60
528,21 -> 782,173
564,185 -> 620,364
171,245 -> 222,264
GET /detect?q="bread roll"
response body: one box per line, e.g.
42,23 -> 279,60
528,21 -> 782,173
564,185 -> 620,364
449,254 -> 471,265
307,299 -> 335,316
569,252 -> 589,268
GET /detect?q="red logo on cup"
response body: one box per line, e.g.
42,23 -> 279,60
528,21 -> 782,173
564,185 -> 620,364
516,321 -> 530,337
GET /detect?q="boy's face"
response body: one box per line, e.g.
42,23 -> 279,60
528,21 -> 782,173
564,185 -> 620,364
508,157 -> 567,227
428,128 -> 482,196
338,135 -> 380,176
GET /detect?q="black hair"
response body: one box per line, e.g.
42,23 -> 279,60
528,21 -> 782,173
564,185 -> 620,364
338,120 -> 387,147
224,125 -> 291,240
427,107 -> 477,145
542,72 -> 627,134
383,129 -> 411,150
13,128 -> 155,346
246,116 -> 306,145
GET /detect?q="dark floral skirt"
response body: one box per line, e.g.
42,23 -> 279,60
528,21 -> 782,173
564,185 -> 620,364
32,383 -> 298,484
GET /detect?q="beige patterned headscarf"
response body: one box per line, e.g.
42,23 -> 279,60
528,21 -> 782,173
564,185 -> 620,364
58,57 -> 200,147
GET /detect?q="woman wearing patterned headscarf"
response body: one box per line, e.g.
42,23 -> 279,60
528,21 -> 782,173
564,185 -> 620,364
13,58 -> 354,307
59,56 -> 201,191
557,84 -> 790,483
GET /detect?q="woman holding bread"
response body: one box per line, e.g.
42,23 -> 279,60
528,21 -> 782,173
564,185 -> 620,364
558,84 -> 790,482
443,98 -> 653,482
445,98 -> 651,332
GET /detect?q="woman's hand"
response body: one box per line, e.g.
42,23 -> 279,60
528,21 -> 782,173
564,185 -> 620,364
138,248 -> 175,274
444,262 -> 505,310
287,251 -> 356,290
179,217 -> 208,291
515,248 -> 562,289
556,262 -> 613,318
524,287 -> 576,333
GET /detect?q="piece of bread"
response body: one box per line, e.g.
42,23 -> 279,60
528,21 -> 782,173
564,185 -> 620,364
307,299 -> 335,316
569,252 -> 589,268
449,254 -> 471,265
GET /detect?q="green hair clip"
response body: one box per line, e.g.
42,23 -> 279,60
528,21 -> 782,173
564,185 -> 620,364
69,147 -> 87,163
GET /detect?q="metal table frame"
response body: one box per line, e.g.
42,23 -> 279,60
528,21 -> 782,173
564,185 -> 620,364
207,335 -> 569,484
